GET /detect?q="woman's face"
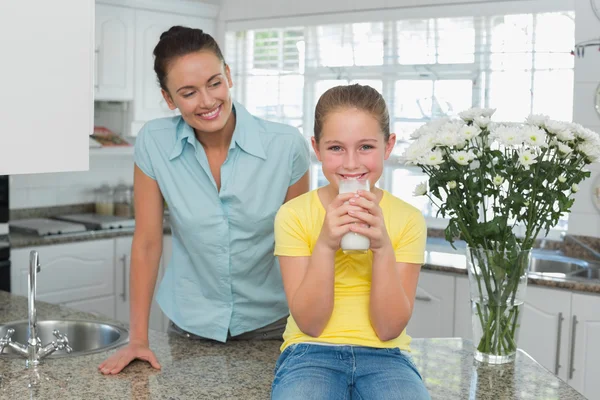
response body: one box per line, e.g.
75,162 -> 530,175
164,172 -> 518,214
161,51 -> 233,134
312,108 -> 396,192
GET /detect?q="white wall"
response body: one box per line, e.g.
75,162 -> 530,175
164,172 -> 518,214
568,0 -> 600,238
9,154 -> 134,210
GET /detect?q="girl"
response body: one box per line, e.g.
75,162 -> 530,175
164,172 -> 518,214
272,84 -> 430,399
99,26 -> 310,375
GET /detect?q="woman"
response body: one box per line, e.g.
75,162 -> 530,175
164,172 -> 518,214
272,84 -> 430,399
99,26 -> 310,375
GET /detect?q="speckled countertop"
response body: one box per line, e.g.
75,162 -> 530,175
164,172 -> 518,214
0,291 -> 587,400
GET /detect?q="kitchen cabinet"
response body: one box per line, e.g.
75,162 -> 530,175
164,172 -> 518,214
114,236 -> 168,332
453,276 -> 472,340
569,293 -> 600,400
520,286 -> 572,381
0,0 -> 93,175
407,271 -> 455,338
95,4 -> 135,101
11,240 -> 116,318
130,9 -> 216,135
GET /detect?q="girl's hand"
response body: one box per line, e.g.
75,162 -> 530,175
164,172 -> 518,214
317,192 -> 362,252
347,190 -> 392,254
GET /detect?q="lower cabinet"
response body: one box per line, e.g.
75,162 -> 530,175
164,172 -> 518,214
407,271 -> 455,338
10,235 -> 172,333
114,235 -> 169,333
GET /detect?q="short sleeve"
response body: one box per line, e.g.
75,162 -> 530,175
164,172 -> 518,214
395,210 -> 427,264
274,204 -> 311,257
134,124 -> 156,180
288,130 -> 311,186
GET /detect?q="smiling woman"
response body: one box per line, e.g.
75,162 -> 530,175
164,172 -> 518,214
98,26 -> 311,375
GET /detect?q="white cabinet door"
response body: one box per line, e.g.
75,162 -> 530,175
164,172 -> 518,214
569,293 -> 600,400
407,271 -> 455,338
131,10 -> 216,135
453,276 -> 472,340
95,4 -> 134,101
0,0 -> 93,175
11,240 -> 115,304
115,236 -> 166,332
62,295 -> 116,319
520,286 -> 572,380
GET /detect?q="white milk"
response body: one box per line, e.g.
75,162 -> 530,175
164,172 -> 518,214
338,179 -> 370,254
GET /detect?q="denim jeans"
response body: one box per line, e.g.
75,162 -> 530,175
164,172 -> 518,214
271,344 -> 431,400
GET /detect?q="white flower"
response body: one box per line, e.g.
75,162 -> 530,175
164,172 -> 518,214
521,125 -> 548,148
556,128 -> 576,142
414,182 -> 428,196
421,149 -> 445,166
474,116 -> 491,129
545,120 -> 573,138
558,175 -> 567,183
459,125 -> 482,141
493,175 -> 504,186
526,114 -> 549,127
401,137 -> 431,165
458,107 -> 496,121
517,149 -> 538,170
556,142 -> 572,155
571,123 -> 600,143
577,142 -> 600,162
491,125 -> 523,146
447,181 -> 457,190
571,183 -> 579,193
451,150 -> 472,166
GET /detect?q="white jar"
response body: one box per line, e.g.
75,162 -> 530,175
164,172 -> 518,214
338,179 -> 370,254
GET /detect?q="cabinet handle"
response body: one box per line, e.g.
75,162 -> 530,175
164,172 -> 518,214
415,294 -> 432,302
94,47 -> 100,89
554,312 -> 564,375
569,315 -> 577,379
120,255 -> 128,302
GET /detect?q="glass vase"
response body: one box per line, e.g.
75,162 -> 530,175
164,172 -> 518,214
466,246 -> 531,364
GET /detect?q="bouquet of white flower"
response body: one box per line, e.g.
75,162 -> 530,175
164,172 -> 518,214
402,108 -> 600,363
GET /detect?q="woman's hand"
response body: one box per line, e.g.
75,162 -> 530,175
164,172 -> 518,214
347,190 -> 392,254
317,192 -> 362,252
98,339 -> 161,375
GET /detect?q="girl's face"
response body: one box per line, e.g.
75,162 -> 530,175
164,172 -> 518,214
312,108 -> 396,192
161,51 -> 233,134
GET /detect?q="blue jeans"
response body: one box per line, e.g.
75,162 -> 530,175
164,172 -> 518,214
271,344 -> 431,400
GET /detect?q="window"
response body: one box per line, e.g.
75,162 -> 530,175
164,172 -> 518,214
226,10 -> 575,234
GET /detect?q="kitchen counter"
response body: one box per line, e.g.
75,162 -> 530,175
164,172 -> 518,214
0,291 -> 587,399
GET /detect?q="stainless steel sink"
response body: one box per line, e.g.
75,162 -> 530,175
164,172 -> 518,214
528,253 -> 600,280
0,320 -> 129,358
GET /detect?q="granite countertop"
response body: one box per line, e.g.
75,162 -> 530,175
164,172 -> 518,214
0,292 -> 587,400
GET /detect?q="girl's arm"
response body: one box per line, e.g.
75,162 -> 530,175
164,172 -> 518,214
348,190 -> 423,341
370,248 -> 421,341
278,191 -> 358,337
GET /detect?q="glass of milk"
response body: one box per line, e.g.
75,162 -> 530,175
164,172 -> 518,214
338,178 -> 371,254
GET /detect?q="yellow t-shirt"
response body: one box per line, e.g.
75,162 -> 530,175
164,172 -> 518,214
274,189 -> 427,352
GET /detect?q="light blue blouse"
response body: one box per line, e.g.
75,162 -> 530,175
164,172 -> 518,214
134,101 -> 310,342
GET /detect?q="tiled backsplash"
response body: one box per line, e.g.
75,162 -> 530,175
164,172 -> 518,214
9,154 -> 134,210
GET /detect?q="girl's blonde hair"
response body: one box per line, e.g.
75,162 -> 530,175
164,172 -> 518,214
313,84 -> 390,144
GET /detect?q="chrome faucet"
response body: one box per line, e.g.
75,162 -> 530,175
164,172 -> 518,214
0,250 -> 72,367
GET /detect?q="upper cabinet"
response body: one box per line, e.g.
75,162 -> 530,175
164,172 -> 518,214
0,0 -> 94,175
130,10 -> 216,136
95,4 -> 134,101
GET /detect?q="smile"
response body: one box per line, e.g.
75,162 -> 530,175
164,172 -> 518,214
197,105 -> 221,120
339,173 -> 368,180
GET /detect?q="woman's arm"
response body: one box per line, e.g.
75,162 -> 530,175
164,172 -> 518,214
284,172 -> 309,203
129,165 -> 164,344
369,249 -> 421,341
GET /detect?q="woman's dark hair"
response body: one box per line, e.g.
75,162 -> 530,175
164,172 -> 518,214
153,26 -> 226,92
314,84 -> 390,144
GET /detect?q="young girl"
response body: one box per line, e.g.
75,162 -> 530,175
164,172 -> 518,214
272,84 -> 430,399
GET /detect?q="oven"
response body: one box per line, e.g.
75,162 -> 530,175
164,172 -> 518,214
0,175 -> 10,292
